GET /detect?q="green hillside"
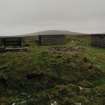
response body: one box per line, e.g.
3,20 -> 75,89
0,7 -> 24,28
0,35 -> 105,105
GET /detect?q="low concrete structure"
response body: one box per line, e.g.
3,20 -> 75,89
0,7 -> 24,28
91,34 -> 105,48
38,35 -> 65,45
0,37 -> 23,47
0,37 -> 25,52
36,30 -> 84,45
3,37 -> 22,47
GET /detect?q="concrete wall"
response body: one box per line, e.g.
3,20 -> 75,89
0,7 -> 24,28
0,37 -> 23,47
38,35 -> 65,45
91,35 -> 105,48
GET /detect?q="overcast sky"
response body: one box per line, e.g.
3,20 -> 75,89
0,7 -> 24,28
0,0 -> 105,35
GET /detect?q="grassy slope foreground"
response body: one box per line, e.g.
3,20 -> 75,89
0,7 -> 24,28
0,36 -> 105,105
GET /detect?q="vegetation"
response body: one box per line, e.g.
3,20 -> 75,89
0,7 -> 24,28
0,35 -> 105,105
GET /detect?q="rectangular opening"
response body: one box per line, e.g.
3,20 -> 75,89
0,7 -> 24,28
3,38 -> 22,47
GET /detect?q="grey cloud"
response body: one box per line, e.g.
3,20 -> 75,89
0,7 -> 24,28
0,0 -> 105,35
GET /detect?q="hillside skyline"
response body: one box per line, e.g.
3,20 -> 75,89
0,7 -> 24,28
0,0 -> 105,35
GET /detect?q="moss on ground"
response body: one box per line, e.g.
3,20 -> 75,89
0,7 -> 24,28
0,36 -> 105,105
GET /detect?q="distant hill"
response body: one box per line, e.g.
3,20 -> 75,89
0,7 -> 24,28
0,30 -> 88,38
25,30 -> 86,36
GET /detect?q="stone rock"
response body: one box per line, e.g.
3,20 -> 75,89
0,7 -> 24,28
75,102 -> 82,105
11,103 -> 16,105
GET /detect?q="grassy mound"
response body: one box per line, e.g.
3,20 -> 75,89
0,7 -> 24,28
0,35 -> 105,105
0,45 -> 105,105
